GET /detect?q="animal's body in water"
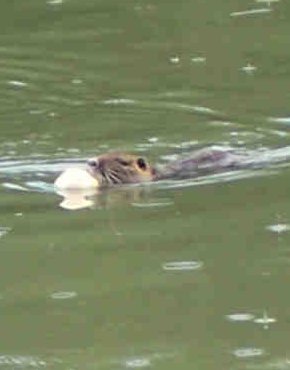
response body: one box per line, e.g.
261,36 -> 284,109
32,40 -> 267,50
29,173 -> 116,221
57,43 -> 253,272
54,145 -> 290,190
86,147 -> 247,186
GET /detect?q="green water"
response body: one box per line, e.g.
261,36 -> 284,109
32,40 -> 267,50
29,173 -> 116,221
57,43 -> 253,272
0,0 -> 290,369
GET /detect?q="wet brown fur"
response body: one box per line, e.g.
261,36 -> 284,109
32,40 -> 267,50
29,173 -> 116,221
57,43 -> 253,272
87,152 -> 156,186
87,149 -> 241,186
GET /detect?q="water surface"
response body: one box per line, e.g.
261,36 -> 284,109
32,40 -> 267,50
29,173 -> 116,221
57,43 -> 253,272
0,0 -> 290,369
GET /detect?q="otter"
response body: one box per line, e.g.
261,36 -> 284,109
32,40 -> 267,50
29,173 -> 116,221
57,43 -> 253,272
87,147 -> 243,186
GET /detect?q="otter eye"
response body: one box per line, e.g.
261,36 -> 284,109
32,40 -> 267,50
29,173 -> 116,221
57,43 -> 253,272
136,157 -> 147,170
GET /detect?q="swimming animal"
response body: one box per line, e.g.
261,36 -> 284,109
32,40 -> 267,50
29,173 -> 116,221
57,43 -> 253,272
87,147 -> 242,186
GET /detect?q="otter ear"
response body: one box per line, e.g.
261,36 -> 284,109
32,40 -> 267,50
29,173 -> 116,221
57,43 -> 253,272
136,157 -> 147,170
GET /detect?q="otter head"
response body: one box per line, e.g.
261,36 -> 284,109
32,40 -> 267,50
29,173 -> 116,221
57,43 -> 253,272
87,152 -> 154,186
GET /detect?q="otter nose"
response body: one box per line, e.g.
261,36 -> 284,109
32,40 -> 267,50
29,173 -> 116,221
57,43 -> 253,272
87,157 -> 99,169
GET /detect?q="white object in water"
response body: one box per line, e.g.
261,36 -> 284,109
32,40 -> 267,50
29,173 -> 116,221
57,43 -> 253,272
54,167 -> 99,189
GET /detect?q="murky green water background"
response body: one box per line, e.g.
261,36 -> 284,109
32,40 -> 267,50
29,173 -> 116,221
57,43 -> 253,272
0,0 -> 290,369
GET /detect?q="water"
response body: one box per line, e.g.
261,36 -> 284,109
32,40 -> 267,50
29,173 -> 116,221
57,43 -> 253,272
0,0 -> 290,368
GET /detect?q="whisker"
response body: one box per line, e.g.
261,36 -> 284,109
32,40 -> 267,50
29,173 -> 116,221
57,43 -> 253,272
107,170 -> 122,184
105,172 -> 113,185
109,169 -> 122,180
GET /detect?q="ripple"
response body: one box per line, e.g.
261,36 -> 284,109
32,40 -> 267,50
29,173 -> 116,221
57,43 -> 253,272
233,347 -> 265,358
147,137 -> 159,143
7,80 -> 27,88
2,183 -> 29,191
132,201 -> 174,208
71,78 -> 83,84
25,181 -> 53,193
0,355 -> 47,367
230,8 -> 272,17
125,358 -> 151,368
253,311 -> 277,329
266,224 -> 290,234
256,0 -> 279,4
50,291 -> 78,300
241,63 -> 257,74
47,0 -> 63,4
268,117 -> 290,124
226,313 -> 255,322
0,227 -> 11,238
102,98 -> 137,105
191,56 -> 206,63
162,261 -> 203,271
169,56 -> 180,64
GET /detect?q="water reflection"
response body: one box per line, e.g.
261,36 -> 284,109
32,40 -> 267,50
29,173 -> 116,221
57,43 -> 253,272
56,188 -> 97,210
